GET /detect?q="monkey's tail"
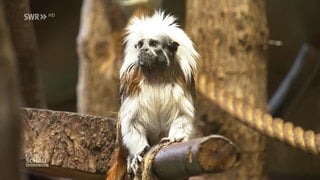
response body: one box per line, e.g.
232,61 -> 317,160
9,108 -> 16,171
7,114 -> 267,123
106,148 -> 127,180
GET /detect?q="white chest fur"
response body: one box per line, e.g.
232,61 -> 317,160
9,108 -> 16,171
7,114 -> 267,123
120,80 -> 195,156
121,81 -> 193,143
137,83 -> 183,135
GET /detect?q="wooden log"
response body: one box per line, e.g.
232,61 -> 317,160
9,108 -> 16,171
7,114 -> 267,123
151,135 -> 239,179
186,0 -> 268,179
22,108 -> 117,178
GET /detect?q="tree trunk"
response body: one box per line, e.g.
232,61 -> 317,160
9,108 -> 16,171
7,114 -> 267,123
186,0 -> 269,179
77,0 -> 126,117
4,0 -> 46,108
0,1 -> 23,179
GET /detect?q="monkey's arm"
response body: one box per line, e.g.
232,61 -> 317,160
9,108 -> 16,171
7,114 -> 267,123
121,107 -> 150,156
166,79 -> 196,142
107,109 -> 149,179
107,74 -> 149,179
119,68 -> 149,155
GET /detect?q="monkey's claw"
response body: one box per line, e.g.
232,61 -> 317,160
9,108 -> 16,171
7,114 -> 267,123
128,146 -> 150,175
129,154 -> 143,175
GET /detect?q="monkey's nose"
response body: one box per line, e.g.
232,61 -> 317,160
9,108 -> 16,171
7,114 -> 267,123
141,48 -> 149,52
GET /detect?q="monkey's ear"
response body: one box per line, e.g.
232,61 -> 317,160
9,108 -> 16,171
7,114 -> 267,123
169,41 -> 179,52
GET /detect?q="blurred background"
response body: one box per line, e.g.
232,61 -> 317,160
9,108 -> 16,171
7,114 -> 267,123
29,0 -> 320,179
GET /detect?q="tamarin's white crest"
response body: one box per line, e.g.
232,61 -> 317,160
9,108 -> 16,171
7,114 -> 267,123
109,11 -> 198,178
116,0 -> 163,17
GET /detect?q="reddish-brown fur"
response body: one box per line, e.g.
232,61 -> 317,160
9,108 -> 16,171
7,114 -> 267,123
106,122 -> 129,180
123,68 -> 142,96
106,148 -> 127,180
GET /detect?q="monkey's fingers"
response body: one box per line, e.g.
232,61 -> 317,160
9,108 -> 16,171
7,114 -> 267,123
130,154 -> 143,175
160,137 -> 184,143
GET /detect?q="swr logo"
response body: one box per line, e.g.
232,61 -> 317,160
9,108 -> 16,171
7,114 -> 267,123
24,13 -> 55,21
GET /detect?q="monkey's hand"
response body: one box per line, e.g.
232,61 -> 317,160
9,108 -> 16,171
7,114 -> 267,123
129,154 -> 142,175
162,116 -> 193,144
128,145 -> 150,176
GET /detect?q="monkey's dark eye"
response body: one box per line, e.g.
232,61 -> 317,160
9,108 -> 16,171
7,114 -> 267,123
135,40 -> 144,49
149,39 -> 159,47
168,41 -> 179,52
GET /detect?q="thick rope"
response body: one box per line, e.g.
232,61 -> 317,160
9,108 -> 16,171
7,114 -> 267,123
197,73 -> 320,156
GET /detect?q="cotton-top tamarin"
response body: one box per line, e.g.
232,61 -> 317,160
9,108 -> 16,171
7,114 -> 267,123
107,11 -> 198,180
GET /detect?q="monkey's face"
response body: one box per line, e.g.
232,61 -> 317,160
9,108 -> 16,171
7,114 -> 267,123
135,36 -> 179,71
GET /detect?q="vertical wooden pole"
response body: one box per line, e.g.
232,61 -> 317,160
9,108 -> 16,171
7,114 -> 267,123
77,0 -> 126,116
0,1 -> 23,179
4,0 -> 46,108
186,0 -> 269,179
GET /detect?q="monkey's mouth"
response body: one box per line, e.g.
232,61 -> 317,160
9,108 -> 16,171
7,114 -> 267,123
138,52 -> 168,70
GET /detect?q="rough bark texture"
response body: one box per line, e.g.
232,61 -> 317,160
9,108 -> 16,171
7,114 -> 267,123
4,0 -> 46,108
186,0 -> 269,179
22,108 -> 117,176
77,0 -> 126,117
0,1 -> 23,179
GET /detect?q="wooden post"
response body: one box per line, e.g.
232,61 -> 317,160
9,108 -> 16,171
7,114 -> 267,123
0,1 -> 23,179
77,0 -> 126,117
186,0 -> 269,179
4,0 -> 46,108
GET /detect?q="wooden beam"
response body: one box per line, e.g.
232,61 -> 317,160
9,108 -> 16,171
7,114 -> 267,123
22,108 -> 117,178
